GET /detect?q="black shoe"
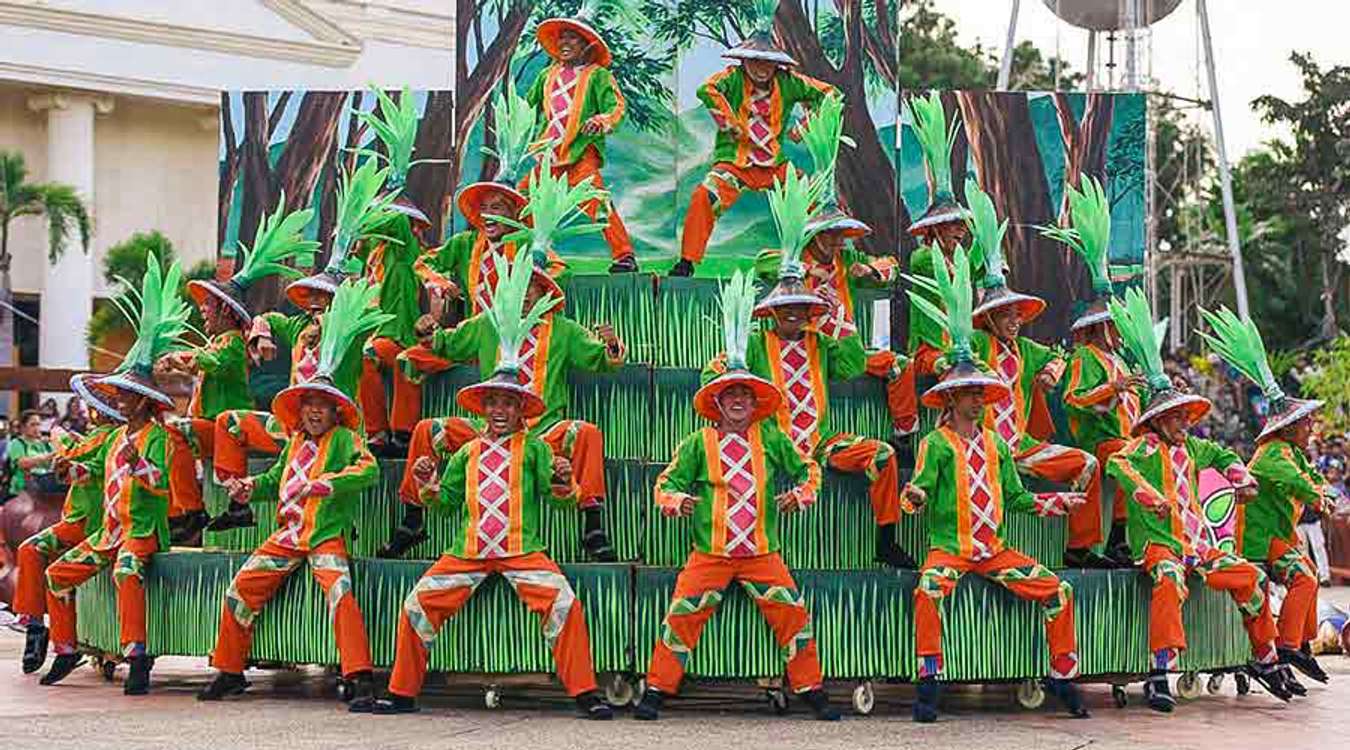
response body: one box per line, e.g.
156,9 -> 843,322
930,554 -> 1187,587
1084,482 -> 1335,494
668,259 -> 695,278
1045,678 -> 1090,718
39,654 -> 82,686
1064,547 -> 1117,569
197,672 -> 249,701
582,506 -> 618,562
800,688 -> 841,721
633,688 -> 664,720
345,671 -> 375,703
1106,522 -> 1134,567
351,694 -> 420,714
912,677 -> 940,723
609,255 -> 640,274
370,435 -> 405,459
1282,668 -> 1307,698
377,507 -> 427,559
390,431 -> 412,453
1279,645 -> 1329,684
1247,662 -> 1293,702
170,509 -> 211,545
875,524 -> 917,569
22,623 -> 48,674
575,690 -> 614,720
1144,671 -> 1175,713
124,655 -> 152,695
206,502 -> 256,532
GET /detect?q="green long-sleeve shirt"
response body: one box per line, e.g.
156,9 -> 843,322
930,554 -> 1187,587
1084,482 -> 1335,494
249,426 -> 378,550
1241,439 -> 1333,561
697,66 -> 833,168
526,63 -> 626,166
971,331 -> 1060,451
88,422 -> 172,551
254,312 -> 367,399
358,215 -> 423,347
188,330 -> 252,419
1063,343 -> 1142,452
57,424 -> 116,535
417,230 -> 568,318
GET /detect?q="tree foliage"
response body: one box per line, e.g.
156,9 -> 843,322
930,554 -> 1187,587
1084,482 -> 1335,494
86,231 -> 213,349
1301,335 -> 1350,433
0,150 -> 92,269
899,0 -> 1079,91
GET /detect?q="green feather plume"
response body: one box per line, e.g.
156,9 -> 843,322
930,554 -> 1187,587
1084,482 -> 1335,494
486,250 -> 557,374
330,159 -> 403,274
1197,306 -> 1284,402
316,278 -> 393,378
742,0 -> 780,36
1108,287 -> 1170,392
903,92 -> 959,205
493,150 -> 606,255
903,244 -> 975,366
720,270 -> 758,371
116,252 -> 200,375
964,184 -> 1008,290
232,194 -> 318,286
800,92 -> 854,206
1040,176 -> 1112,295
351,87 -> 444,189
767,167 -> 840,281
481,77 -> 540,185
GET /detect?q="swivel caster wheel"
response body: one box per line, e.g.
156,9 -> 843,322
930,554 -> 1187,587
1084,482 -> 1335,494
1234,673 -> 1251,696
1015,679 -> 1045,710
851,681 -> 875,715
1175,672 -> 1203,700
1206,673 -> 1225,695
1111,685 -> 1128,708
99,658 -> 117,682
337,678 -> 355,702
604,674 -> 635,708
484,686 -> 501,709
765,688 -> 789,715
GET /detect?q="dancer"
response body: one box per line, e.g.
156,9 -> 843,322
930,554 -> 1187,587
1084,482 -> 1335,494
712,167 -> 912,568
197,279 -> 384,703
1199,306 -> 1336,693
524,1 -> 636,272
672,0 -> 835,277
350,252 -> 613,718
381,153 -> 622,562
633,271 -> 837,722
14,375 -> 121,673
901,244 -> 1087,722
965,185 -> 1110,568
1049,177 -> 1140,566
40,257 -> 196,695
1105,289 -> 1294,712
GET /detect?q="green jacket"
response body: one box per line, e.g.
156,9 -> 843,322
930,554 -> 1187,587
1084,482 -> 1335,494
88,422 -> 172,551
436,431 -> 573,559
905,426 -> 1069,558
255,312 -> 367,399
698,66 -> 834,168
430,311 -> 626,434
418,230 -> 568,318
1063,343 -> 1142,452
189,330 -> 252,419
654,421 -> 820,558
1241,439 -> 1332,561
971,331 -> 1059,451
1107,433 -> 1243,560
358,215 -> 423,347
58,424 -> 116,535
249,426 -> 379,550
527,63 -> 625,166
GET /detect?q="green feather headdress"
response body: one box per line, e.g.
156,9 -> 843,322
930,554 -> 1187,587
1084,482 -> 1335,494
231,194 -> 318,286
766,167 -> 839,282
904,92 -> 960,208
1040,176 -> 1113,295
903,244 -> 975,367
1197,307 -> 1284,403
492,150 -> 606,256
316,279 -> 394,380
1108,288 -> 1170,393
964,184 -> 1007,289
108,253 -> 200,378
481,77 -> 541,185
800,92 -> 853,207
721,270 -> 758,371
486,250 -> 558,375
351,87 -> 446,190
328,158 -> 403,274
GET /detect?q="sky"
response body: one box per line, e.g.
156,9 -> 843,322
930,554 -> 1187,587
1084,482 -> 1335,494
930,0 -> 1350,157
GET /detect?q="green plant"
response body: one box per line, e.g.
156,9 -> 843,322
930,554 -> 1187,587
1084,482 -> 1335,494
1301,335 -> 1350,433
86,231 -> 212,350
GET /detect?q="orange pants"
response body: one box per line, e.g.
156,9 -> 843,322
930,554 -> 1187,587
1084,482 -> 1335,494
865,349 -> 915,435
914,547 -> 1078,679
1143,544 -> 1278,669
401,417 -> 607,509
1014,441 -> 1103,549
647,551 -> 823,694
521,148 -> 632,260
46,535 -> 158,656
212,410 -> 286,481
1267,537 -> 1320,649
389,551 -> 598,697
819,433 -> 900,525
166,422 -> 204,516
13,519 -> 87,617
680,162 -> 789,263
359,337 -> 444,435
211,536 -> 372,677
1093,438 -> 1130,522
893,342 -> 944,435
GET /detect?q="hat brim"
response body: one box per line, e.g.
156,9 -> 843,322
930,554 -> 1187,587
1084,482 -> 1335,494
537,18 -> 613,67
1257,399 -> 1324,443
693,372 -> 783,423
286,274 -> 341,310
752,293 -> 832,320
921,374 -> 1011,409
70,373 -> 125,423
186,279 -> 251,324
271,381 -> 361,433
390,199 -> 432,229
89,373 -> 176,410
907,205 -> 970,235
1071,309 -> 1114,332
973,292 -> 1047,326
723,48 -> 798,66
456,380 -> 548,419
1135,394 -> 1212,436
456,182 -> 528,229
808,215 -> 871,239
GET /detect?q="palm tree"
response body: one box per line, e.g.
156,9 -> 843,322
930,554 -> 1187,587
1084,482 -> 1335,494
0,149 -> 93,392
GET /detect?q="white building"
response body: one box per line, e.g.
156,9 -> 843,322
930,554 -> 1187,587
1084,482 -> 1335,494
0,0 -> 453,413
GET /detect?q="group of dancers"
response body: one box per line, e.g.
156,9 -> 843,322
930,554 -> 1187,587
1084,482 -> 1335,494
8,0 -> 1338,724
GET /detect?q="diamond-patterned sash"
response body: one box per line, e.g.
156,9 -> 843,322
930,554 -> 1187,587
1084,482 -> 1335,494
964,435 -> 1000,560
1170,445 -> 1213,558
810,271 -> 856,340
276,439 -> 320,548
719,432 -> 760,557
991,340 -> 1022,445
779,339 -> 819,454
1104,349 -> 1141,424
747,87 -> 776,165
518,325 -> 542,392
99,433 -> 132,548
474,241 -> 505,313
475,436 -> 513,558
294,332 -> 320,383
545,65 -> 580,149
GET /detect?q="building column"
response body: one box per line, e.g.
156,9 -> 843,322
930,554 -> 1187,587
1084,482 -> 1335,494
27,92 -> 112,374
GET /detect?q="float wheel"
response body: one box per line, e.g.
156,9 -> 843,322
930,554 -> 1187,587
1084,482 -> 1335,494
1016,679 -> 1046,709
851,681 -> 875,715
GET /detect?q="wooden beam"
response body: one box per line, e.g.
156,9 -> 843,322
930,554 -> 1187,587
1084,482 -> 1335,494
0,367 -> 89,392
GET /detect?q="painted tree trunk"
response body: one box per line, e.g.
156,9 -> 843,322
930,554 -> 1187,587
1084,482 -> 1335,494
405,90 -> 456,245
450,0 -> 530,202
1055,93 -> 1115,221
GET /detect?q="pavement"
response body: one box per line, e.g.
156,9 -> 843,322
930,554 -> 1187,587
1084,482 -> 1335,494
2,590 -> 1348,750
